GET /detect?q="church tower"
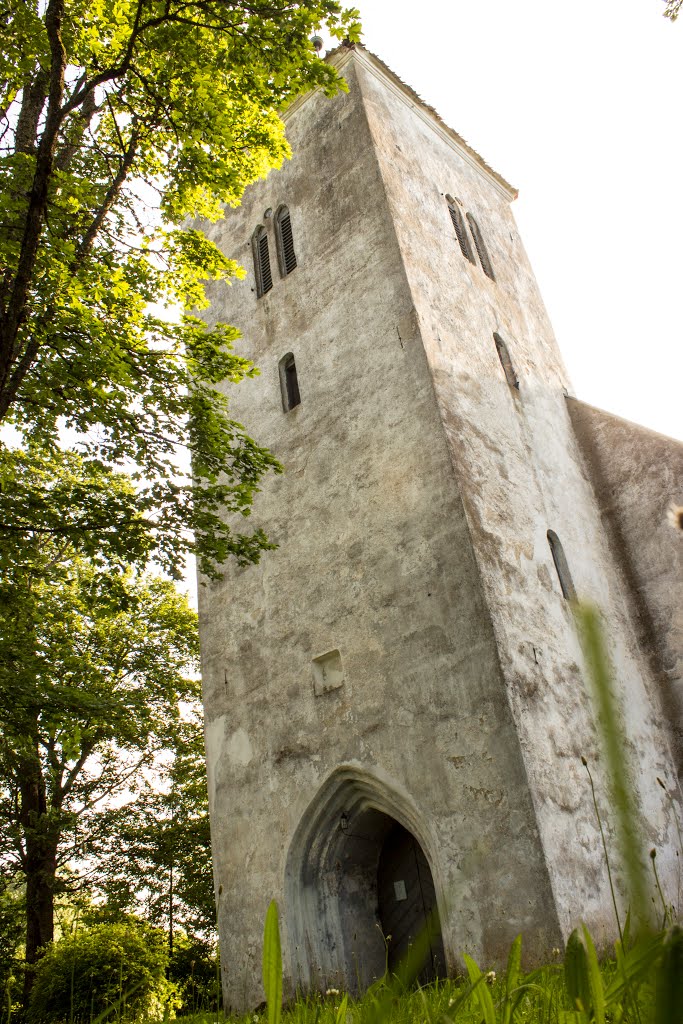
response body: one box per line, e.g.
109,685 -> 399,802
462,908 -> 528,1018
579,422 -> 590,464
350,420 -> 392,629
197,45 -> 682,1010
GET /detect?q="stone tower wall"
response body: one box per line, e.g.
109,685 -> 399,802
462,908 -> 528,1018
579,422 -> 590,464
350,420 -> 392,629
567,399 -> 683,776
351,49 -> 680,940
198,56 -> 562,1009
197,47 -> 681,1010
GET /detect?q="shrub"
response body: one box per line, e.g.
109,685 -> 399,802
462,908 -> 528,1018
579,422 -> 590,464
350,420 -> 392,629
27,922 -> 175,1023
169,934 -> 221,1015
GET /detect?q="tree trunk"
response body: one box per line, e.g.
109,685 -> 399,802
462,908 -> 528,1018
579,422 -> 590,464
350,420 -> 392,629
20,747 -> 58,1004
169,858 -> 174,956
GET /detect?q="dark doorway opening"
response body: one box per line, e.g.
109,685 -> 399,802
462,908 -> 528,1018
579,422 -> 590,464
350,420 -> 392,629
377,823 -> 446,983
285,769 -> 448,994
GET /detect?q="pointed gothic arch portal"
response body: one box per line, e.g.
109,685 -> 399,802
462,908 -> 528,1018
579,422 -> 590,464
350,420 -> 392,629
284,768 -> 447,994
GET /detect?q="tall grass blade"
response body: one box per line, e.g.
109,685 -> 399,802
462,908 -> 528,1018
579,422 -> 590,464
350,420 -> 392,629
334,993 -> 348,1024
657,776 -> 683,914
502,934 -> 524,1024
502,933 -> 522,1024
575,603 -> 651,934
564,929 -> 591,1017
622,908 -> 632,951
464,953 -> 496,1024
86,981 -> 144,1024
262,900 -> 283,1024
390,909 -> 442,992
582,756 -> 623,944
606,931 -> 663,1003
580,925 -> 605,1024
654,925 -> 683,1024
649,848 -> 671,928
440,976 -> 483,1022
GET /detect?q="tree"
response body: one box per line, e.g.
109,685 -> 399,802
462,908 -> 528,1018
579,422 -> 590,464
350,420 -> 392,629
0,1 -> 360,579
97,718 -> 221,1014
664,0 -> 683,20
0,445 -> 158,571
100,714 -> 215,944
0,534 -> 200,998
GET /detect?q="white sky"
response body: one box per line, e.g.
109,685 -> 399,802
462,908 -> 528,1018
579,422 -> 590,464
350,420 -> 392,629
349,0 -> 683,441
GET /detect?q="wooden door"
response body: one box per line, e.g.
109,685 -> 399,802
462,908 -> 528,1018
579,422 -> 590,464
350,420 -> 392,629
376,823 -> 446,982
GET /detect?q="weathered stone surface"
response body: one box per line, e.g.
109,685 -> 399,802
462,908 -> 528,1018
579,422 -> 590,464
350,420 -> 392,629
567,398 -> 683,774
196,45 -> 682,1011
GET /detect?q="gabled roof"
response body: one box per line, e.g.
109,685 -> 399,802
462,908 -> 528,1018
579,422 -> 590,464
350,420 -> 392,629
284,42 -> 517,202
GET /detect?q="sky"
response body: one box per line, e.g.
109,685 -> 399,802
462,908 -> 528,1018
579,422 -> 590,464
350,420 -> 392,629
345,0 -> 683,441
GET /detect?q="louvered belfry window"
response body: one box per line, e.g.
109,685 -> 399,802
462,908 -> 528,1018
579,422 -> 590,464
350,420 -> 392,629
467,213 -> 495,280
446,196 -> 475,264
252,225 -> 273,298
275,205 -> 297,277
493,333 -> 519,390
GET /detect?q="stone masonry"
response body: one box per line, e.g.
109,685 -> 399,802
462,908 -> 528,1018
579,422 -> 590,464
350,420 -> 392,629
196,45 -> 683,1011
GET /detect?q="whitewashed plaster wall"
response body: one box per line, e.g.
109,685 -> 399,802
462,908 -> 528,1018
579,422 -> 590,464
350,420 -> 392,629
197,46 -> 681,1010
351,47 -> 680,944
567,399 -> 683,777
197,54 -> 565,1009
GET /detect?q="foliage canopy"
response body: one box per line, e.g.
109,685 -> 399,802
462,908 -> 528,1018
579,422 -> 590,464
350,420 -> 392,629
0,0 -> 360,578
0,530 -> 200,974
664,0 -> 683,20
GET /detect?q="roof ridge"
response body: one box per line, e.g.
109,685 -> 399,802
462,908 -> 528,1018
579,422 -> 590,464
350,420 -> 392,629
322,42 -> 517,199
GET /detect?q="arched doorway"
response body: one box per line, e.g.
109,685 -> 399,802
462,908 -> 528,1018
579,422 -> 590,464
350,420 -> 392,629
377,823 -> 446,982
284,767 -> 448,993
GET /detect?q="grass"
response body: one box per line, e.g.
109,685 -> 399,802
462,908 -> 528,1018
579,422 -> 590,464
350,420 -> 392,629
13,941 -> 669,1024
170,957 -> 636,1024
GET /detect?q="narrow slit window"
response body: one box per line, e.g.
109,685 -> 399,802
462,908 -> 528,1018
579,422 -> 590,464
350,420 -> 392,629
446,196 -> 475,264
547,530 -> 576,601
279,353 -> 301,411
252,225 -> 272,297
275,205 -> 297,276
493,333 -> 519,390
467,213 -> 495,280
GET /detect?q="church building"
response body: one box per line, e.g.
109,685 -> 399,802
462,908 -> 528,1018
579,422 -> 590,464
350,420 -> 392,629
196,43 -> 683,1010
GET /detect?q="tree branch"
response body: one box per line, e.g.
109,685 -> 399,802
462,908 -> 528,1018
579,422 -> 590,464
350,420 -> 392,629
14,69 -> 49,156
53,87 -> 99,173
0,0 -> 68,416
58,742 -> 96,803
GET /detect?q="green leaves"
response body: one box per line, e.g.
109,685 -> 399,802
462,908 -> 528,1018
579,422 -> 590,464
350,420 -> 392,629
26,922 -> 171,1024
250,911 -> 683,1024
502,934 -> 523,1024
654,926 -> 683,1024
0,0 -> 360,580
563,923 -> 681,1023
0,446 -> 155,570
99,713 -> 216,938
464,953 -> 496,1024
263,900 -> 283,1024
581,928 -> 605,1024
0,533 -> 201,949
564,929 -> 592,1017
335,993 -> 349,1024
607,930 -> 662,1011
